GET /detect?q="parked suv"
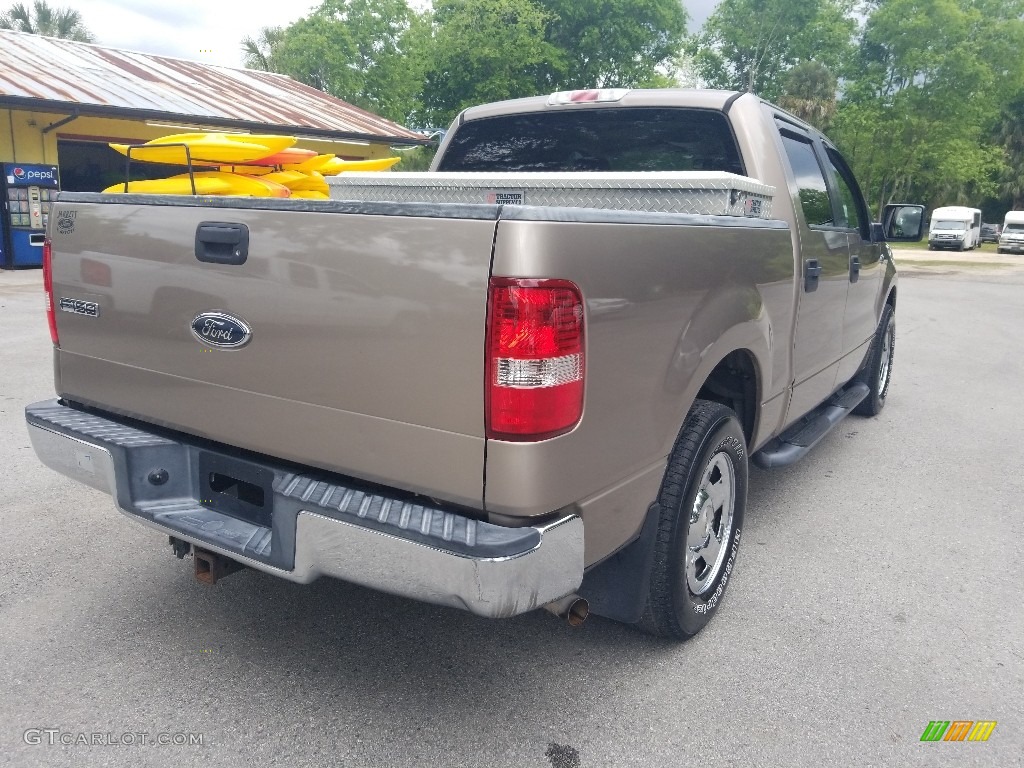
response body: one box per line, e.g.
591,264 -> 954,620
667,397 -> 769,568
981,223 -> 1001,243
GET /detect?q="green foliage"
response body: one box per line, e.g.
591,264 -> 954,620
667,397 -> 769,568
420,0 -> 562,128
777,61 -> 838,132
831,0 -> 1024,213
241,0 -> 427,126
241,26 -> 285,71
534,0 -> 688,89
994,93 -> 1024,208
0,0 -> 94,41
391,145 -> 439,171
254,0 -> 691,130
270,13 -> 362,101
689,0 -> 855,101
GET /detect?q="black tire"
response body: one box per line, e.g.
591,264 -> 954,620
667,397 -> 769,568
635,400 -> 747,640
853,303 -> 895,416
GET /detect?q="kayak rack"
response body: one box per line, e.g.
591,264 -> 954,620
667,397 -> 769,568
122,143 -> 201,196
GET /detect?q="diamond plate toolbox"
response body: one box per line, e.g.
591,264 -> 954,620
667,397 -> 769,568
329,171 -> 775,218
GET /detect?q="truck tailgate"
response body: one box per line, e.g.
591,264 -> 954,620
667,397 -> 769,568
48,195 -> 497,508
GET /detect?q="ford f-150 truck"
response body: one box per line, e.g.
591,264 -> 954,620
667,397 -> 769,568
26,89 -> 923,640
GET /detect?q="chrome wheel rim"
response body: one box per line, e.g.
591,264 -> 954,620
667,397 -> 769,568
879,320 -> 894,393
685,451 -> 736,595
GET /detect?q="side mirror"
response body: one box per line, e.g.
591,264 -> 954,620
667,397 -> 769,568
880,203 -> 925,242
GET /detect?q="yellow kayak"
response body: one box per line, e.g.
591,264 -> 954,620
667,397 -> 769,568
219,165 -> 274,176
102,177 -> 234,195
111,133 -> 296,165
282,171 -> 329,194
169,171 -> 291,198
281,154 -> 338,174
320,156 -> 401,175
261,170 -> 312,190
289,190 -> 330,200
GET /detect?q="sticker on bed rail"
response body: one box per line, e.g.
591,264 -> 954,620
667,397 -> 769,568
485,190 -> 525,205
55,209 -> 76,235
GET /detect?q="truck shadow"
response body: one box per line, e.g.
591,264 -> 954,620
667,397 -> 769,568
101,437 -> 826,702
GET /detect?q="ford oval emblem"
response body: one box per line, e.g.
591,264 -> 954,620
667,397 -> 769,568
190,311 -> 252,349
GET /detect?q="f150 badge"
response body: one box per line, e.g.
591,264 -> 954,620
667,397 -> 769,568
190,312 -> 252,349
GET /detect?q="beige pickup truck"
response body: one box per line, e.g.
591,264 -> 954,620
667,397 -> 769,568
26,89 -> 923,640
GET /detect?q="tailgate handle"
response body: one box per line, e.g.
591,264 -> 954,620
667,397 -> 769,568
195,222 -> 249,265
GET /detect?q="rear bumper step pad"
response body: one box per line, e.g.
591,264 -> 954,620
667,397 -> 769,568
26,399 -> 584,617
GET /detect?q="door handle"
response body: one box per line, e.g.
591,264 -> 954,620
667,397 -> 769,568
195,222 -> 249,265
804,258 -> 821,292
850,255 -> 861,283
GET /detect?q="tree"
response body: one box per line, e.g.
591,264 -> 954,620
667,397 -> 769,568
994,93 -> 1024,209
420,0 -> 563,127
832,0 -> 1024,212
268,14 -> 362,101
777,61 -> 838,132
242,0 -> 429,126
689,0 -> 855,101
534,0 -> 688,89
241,26 -> 285,71
0,0 -> 94,41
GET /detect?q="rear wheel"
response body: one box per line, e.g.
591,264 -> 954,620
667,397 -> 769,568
854,303 -> 895,416
636,400 -> 747,640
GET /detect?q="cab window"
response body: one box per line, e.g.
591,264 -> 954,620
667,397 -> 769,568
779,133 -> 833,228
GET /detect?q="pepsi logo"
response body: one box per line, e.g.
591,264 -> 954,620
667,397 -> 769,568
9,166 -> 57,183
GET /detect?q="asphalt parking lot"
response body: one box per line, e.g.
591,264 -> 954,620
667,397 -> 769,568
1,263 -> 1022,768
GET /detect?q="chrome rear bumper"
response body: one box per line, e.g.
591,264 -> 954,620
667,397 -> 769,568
26,400 -> 584,618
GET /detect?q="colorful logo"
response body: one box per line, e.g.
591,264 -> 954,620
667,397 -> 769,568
9,166 -> 57,183
920,721 -> 997,742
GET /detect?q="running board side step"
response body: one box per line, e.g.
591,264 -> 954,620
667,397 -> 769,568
752,381 -> 870,469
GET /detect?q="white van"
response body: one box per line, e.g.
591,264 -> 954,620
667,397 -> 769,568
928,206 -> 982,251
997,211 -> 1024,254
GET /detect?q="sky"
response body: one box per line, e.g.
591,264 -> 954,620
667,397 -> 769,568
55,0 -> 719,69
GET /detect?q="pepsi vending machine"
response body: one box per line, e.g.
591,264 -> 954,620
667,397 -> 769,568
1,163 -> 60,268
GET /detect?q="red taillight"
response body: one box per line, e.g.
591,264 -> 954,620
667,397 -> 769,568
486,277 -> 585,441
42,238 -> 58,346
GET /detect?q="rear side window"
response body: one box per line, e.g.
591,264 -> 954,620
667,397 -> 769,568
780,134 -> 833,227
437,108 -> 745,174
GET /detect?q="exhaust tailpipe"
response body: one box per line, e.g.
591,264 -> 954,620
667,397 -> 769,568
193,547 -> 244,585
543,594 -> 589,627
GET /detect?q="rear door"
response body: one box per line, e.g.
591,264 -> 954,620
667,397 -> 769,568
822,145 -> 883,384
778,127 -> 850,423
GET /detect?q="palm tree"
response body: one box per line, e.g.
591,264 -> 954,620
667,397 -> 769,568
241,26 -> 284,71
0,0 -> 95,42
778,61 -> 838,132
